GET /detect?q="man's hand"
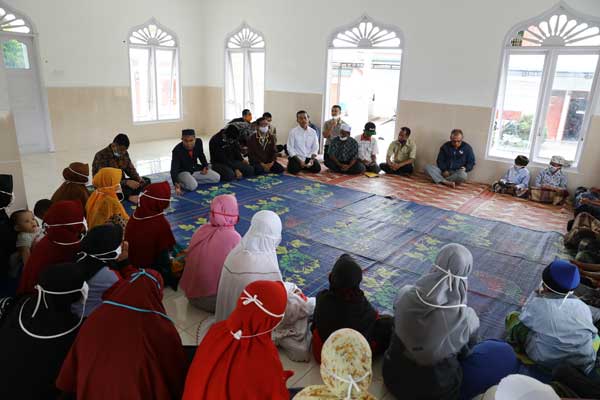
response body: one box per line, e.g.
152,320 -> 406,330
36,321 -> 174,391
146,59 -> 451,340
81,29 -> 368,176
117,241 -> 129,262
581,198 -> 592,205
235,169 -> 243,179
390,163 -> 400,171
125,180 -> 140,190
242,159 -> 249,165
340,164 -> 350,171
174,183 -> 183,196
361,159 -> 370,165
442,171 -> 450,178
200,167 -> 208,175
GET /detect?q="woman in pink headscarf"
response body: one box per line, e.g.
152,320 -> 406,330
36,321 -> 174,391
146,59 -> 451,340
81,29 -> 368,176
180,194 -> 241,312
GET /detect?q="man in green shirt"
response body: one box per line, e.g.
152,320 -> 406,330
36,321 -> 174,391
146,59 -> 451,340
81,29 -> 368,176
379,127 -> 416,175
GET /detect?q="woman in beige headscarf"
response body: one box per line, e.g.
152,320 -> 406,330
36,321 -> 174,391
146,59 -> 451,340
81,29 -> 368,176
294,328 -> 375,400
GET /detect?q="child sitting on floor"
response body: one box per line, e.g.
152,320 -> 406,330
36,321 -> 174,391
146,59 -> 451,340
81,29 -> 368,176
311,253 -> 393,363
9,210 -> 39,276
492,155 -> 530,197
506,260 -> 599,375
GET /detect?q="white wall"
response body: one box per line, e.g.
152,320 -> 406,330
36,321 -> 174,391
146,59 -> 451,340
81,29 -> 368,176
5,0 -> 204,87
198,0 -> 600,112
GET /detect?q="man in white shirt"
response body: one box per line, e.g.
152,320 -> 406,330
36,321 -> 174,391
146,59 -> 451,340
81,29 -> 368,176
355,122 -> 380,173
286,110 -> 321,174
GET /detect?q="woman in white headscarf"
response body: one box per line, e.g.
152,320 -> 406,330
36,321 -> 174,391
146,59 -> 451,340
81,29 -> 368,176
383,243 -> 519,400
214,210 -> 314,361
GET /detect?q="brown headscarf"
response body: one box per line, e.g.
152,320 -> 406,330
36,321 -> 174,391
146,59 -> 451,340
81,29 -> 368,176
51,162 -> 90,211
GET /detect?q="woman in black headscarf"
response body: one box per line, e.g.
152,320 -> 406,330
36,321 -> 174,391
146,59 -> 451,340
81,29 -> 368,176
0,174 -> 16,279
72,224 -> 124,318
311,253 -> 392,362
0,262 -> 87,400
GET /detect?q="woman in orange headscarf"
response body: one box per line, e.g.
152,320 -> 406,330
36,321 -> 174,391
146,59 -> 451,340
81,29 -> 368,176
51,162 -> 90,210
86,167 -> 129,229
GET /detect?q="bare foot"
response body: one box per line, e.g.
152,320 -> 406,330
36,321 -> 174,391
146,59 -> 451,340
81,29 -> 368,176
441,181 -> 455,189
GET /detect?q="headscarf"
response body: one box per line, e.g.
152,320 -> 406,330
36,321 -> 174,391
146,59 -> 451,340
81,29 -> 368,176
494,374 -> 559,400
182,280 -> 290,400
0,174 -> 13,211
313,254 -> 378,343
393,243 -> 480,365
180,194 -> 241,299
56,268 -> 188,400
0,174 -> 16,272
51,162 -> 90,210
86,167 -> 128,229
0,263 -> 86,399
17,200 -> 86,294
78,223 -> 123,279
295,328 -> 375,400
124,182 -> 175,268
215,210 -> 283,322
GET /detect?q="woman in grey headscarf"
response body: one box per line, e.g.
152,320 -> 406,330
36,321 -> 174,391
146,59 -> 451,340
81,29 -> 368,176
383,243 -> 519,400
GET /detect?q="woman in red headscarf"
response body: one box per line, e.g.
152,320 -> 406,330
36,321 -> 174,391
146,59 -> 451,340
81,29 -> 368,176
183,280 -> 291,400
124,181 -> 176,287
56,268 -> 188,400
17,200 -> 86,294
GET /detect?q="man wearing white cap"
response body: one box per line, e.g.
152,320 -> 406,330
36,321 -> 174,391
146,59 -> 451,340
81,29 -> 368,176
530,155 -> 569,204
324,123 -> 365,175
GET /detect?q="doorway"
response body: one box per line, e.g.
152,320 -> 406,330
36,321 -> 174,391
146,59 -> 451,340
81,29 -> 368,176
324,16 -> 403,161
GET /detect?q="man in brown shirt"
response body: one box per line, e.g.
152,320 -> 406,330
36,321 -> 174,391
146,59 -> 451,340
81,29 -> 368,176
247,117 -> 284,174
322,104 -> 346,161
92,133 -> 146,203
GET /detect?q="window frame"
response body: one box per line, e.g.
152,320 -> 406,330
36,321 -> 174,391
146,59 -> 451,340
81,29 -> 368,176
126,18 -> 182,124
486,3 -> 600,170
224,22 -> 266,123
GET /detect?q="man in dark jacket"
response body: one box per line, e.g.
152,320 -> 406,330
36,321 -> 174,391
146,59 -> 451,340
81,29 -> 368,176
209,125 -> 254,182
171,129 -> 220,195
425,129 -> 476,188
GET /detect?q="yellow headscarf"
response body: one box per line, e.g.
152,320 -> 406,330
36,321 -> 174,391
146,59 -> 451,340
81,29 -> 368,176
294,328 -> 375,400
86,167 -> 129,229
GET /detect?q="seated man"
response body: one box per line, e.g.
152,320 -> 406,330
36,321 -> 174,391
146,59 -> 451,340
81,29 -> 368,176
380,127 -> 416,175
247,117 -> 284,174
209,125 -> 254,181
92,133 -> 147,203
531,155 -> 569,205
324,124 -> 365,175
355,122 -> 380,173
228,109 -> 253,147
322,105 -> 346,161
505,260 -> 598,375
492,155 -> 530,198
171,129 -> 220,195
425,129 -> 475,188
575,188 -> 600,220
287,110 -> 321,175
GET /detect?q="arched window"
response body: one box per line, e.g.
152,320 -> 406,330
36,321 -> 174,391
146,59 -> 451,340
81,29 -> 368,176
127,18 -> 181,123
224,23 -> 265,121
487,2 -> 600,167
0,6 -> 31,33
325,15 -> 403,159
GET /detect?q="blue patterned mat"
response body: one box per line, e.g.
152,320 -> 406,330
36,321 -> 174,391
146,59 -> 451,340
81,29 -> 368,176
126,173 -> 566,339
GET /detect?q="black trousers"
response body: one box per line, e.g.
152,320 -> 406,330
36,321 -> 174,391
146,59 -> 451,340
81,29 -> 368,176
252,161 -> 285,175
380,163 -> 414,175
287,157 -> 321,175
212,160 -> 255,182
324,159 -> 366,175
121,177 -> 151,201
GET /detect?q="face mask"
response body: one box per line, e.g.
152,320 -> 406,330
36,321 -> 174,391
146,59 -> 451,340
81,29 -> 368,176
321,367 -> 371,400
211,209 -> 240,226
259,126 -> 269,134
0,190 -> 14,211
116,185 -> 124,202
340,136 -> 349,141
133,192 -> 171,220
113,151 -> 121,158
399,139 -> 407,144
230,289 -> 285,340
415,264 -> 468,309
550,166 -> 560,173
77,245 -> 122,263
18,281 -> 89,339
333,115 -> 340,120
44,218 -> 88,245
66,167 -> 90,185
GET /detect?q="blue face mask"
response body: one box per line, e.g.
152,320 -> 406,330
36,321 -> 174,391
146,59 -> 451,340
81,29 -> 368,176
113,152 -> 121,158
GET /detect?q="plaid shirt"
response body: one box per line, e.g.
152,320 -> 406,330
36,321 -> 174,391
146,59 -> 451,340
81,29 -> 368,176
92,145 -> 140,181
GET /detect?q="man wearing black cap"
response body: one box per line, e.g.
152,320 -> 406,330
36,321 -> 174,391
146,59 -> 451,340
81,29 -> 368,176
355,122 -> 380,173
92,133 -> 147,203
0,174 -> 16,278
209,125 -> 254,181
171,129 -> 220,195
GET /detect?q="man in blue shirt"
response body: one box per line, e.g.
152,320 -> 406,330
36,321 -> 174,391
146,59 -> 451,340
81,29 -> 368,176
425,129 -> 476,188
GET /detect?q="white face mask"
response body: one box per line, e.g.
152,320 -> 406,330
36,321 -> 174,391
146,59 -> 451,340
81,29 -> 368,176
0,190 -> 14,211
44,218 -> 88,245
77,244 -> 122,263
258,126 -> 269,133
66,167 -> 90,185
415,264 -> 468,309
340,136 -> 349,141
133,191 -> 171,220
19,281 -> 89,339
229,289 -> 285,340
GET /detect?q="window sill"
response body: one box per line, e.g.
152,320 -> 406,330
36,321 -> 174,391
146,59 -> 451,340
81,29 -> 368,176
484,154 -> 580,174
132,117 -> 182,126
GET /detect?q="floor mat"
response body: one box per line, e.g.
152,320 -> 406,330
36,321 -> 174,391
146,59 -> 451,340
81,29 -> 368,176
131,172 -> 567,340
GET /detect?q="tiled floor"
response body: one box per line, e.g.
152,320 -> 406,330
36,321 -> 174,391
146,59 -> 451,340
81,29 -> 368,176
19,138 -> 572,399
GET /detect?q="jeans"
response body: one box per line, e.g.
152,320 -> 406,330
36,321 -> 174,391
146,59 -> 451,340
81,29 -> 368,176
324,159 -> 366,175
425,165 -> 468,184
212,160 -> 255,182
380,163 -> 414,175
177,170 -> 221,191
287,157 -> 321,175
